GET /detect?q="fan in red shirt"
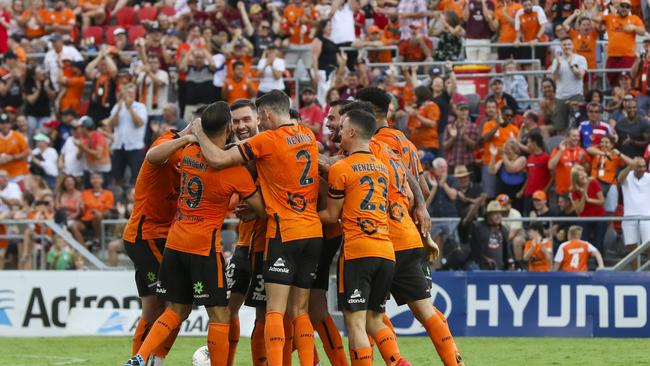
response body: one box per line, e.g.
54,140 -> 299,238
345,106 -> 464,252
299,88 -> 325,142
523,131 -> 551,215
569,165 -> 607,253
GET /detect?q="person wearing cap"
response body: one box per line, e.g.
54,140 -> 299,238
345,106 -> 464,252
30,133 -> 59,188
352,25 -> 392,63
530,190 -> 556,230
111,27 -> 133,69
299,87 -> 325,141
455,165 -> 486,244
469,200 -> 515,270
548,36 -> 587,133
43,32 -> 83,91
77,115 -> 111,186
443,101 -> 479,173
594,0 -> 645,87
486,78 -> 519,112
0,112 -> 30,182
256,44 -> 286,96
496,193 -> 526,264
398,21 -> 433,62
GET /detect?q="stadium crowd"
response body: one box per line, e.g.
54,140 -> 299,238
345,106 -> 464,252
1,0 -> 650,272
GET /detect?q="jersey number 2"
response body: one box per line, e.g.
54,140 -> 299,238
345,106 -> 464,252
296,150 -> 314,186
360,175 -> 388,213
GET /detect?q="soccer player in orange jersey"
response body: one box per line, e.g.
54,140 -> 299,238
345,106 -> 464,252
319,109 -> 411,366
224,99 -> 269,366
353,89 -> 464,365
554,225 -> 604,272
191,90 -> 322,366
125,101 -> 266,366
122,121 -> 196,365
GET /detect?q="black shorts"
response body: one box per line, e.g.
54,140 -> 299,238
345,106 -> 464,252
156,246 -> 228,307
264,236 -> 323,289
245,251 -> 267,307
390,247 -> 431,306
124,238 -> 166,297
337,257 -> 394,313
498,46 -> 517,60
312,235 -> 342,290
227,245 -> 251,295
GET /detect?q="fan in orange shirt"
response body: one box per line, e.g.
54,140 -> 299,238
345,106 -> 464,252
46,0 -> 75,35
0,115 -> 30,180
318,109 -> 409,366
72,172 -> 114,245
548,128 -> 591,195
563,12 -> 599,69
222,61 -> 256,104
126,101 -> 266,366
190,91 -> 322,366
407,86 -> 441,155
122,125 -> 196,364
523,223 -> 553,272
19,0 -> 50,39
490,0 -> 522,59
282,0 -> 319,45
351,25 -> 393,63
554,226 -> 604,271
58,61 -> 86,115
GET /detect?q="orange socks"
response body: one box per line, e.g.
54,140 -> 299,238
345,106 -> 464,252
314,315 -> 348,366
251,320 -> 268,366
294,314 -> 315,366
208,322 -> 230,366
265,312 -> 285,366
350,347 -> 373,366
132,319 -> 151,356
424,309 -> 460,366
283,315 -> 294,366
151,326 -> 179,358
372,327 -> 402,366
227,317 -> 241,366
136,309 -> 181,361
382,314 -> 395,334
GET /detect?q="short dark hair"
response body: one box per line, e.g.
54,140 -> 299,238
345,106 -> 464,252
414,85 -> 433,105
527,131 -> 545,150
201,101 -> 231,138
501,105 -> 514,115
232,60 -> 245,69
255,89 -> 290,116
339,100 -> 375,116
230,99 -> 256,113
559,36 -> 573,43
289,108 -> 301,121
346,109 -> 377,140
485,97 -> 498,107
525,111 -> 538,122
529,222 -> 545,234
355,87 -> 391,116
329,99 -> 353,108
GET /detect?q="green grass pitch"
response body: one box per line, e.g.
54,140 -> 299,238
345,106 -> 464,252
1,336 -> 648,365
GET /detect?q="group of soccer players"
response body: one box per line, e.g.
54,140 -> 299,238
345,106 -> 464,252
123,88 -> 464,366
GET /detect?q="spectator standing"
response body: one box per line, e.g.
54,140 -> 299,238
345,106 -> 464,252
489,0 -> 522,60
19,0 -> 48,39
503,60 -> 529,111
299,88 -> 325,142
397,0 -> 429,39
514,0 -> 548,66
72,172 -> 114,246
398,21 -> 433,62
0,6 -> 9,54
596,0 -> 645,86
469,200 -> 515,270
310,19 -> 340,105
329,0 -> 360,70
222,61 -> 256,105
179,47 -> 218,121
407,85 -> 441,155
570,165 -> 606,253
108,84 -> 147,186
615,95 -> 650,158
136,54 -> 169,123
57,60 -> 86,116
46,0 -> 75,36
619,157 -> 650,259
0,113 -> 29,183
495,193 -> 526,265
0,51 -> 25,110
56,175 -> 83,238
563,12 -> 599,70
538,78 -> 557,128
489,140 -> 526,211
486,78 -> 519,112
481,106 -> 520,199
256,45 -> 285,96
554,225 -> 604,271
30,133 -> 58,188
23,65 -> 55,131
352,25 -> 393,64
548,128 -> 590,196
58,119 -> 84,179
523,132 -> 551,215
432,11 -> 465,61
21,193 -> 55,269
77,116 -> 111,185
578,102 -> 613,149
463,0 -> 495,61
425,157 -> 460,246
443,102 -> 479,172
588,135 -> 632,213
632,39 -> 650,117
553,193 -> 576,247
549,37 -> 587,133
85,48 -> 118,125
523,223 -> 553,272
282,0 -> 319,67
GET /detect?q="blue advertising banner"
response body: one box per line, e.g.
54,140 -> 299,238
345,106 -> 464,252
386,271 -> 650,338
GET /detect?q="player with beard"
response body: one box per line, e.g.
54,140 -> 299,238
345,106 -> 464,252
225,99 -> 269,366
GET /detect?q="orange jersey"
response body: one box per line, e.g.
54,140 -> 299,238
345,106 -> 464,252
370,139 -> 422,252
439,0 -> 466,18
602,13 -> 644,57
374,126 -> 423,177
481,121 -> 520,165
0,131 -> 30,178
223,77 -> 255,104
282,4 -> 319,45
408,101 -> 440,149
47,8 -> 75,27
80,189 -> 114,221
496,2 -> 523,42
166,144 -> 257,256
21,9 -> 50,38
569,29 -> 598,69
591,152 -> 624,185
60,74 -> 85,114
123,131 -> 183,242
238,124 -> 322,241
328,152 -> 394,261
515,7 -> 547,42
524,239 -> 552,272
555,239 -> 597,272
550,146 -> 590,194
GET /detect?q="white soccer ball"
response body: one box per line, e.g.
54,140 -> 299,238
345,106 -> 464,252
191,346 -> 210,366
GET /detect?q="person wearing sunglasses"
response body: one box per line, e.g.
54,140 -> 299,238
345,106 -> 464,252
594,0 -> 645,87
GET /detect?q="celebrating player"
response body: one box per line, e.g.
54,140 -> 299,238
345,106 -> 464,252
554,225 -> 604,271
125,101 -> 266,366
224,99 -> 269,366
122,121 -> 196,365
319,109 -> 410,366
191,90 -> 322,366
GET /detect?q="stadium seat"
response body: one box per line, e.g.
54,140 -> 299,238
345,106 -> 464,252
115,6 -> 136,26
127,25 -> 146,44
104,25 -> 120,46
137,6 -> 158,23
82,26 -> 103,46
160,6 -> 176,17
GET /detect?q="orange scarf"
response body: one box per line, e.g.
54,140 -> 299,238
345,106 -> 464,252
139,73 -> 159,110
636,57 -> 650,96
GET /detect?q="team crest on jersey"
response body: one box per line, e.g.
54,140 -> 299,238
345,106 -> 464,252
356,218 -> 378,235
388,202 -> 404,222
287,192 -> 307,212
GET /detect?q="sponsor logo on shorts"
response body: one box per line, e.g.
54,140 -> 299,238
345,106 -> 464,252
156,286 -> 167,294
348,289 -> 366,304
146,272 -> 157,283
269,257 -> 289,273
193,281 -> 209,299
